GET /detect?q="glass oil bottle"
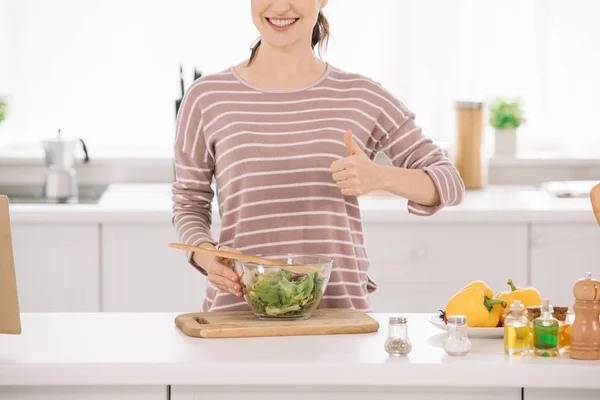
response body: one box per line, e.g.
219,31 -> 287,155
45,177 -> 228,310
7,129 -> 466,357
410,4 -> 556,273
533,299 -> 559,357
504,300 -> 530,356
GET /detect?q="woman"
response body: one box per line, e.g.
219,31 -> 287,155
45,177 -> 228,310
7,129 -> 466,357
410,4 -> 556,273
172,0 -> 465,313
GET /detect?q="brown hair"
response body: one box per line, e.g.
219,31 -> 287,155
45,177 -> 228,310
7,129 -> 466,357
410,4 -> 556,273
247,11 -> 330,65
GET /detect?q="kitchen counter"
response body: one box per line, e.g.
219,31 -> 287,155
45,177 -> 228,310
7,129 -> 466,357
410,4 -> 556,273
5,183 -> 596,224
1,312 -> 598,387
0,312 -> 598,399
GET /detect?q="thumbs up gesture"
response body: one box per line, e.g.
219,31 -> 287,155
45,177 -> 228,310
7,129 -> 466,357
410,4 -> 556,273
330,129 -> 383,197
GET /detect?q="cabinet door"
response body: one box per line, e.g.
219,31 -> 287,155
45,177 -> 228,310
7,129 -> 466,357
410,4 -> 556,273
0,386 -> 166,400
101,223 -> 219,312
530,223 -> 600,307
11,223 -> 100,312
172,386 -> 520,400
362,223 -> 528,313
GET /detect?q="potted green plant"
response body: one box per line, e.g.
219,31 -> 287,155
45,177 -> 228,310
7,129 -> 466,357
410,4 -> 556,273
489,97 -> 525,157
0,97 -> 7,126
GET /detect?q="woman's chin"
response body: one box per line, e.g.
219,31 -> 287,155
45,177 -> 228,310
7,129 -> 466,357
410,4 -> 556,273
261,38 -> 299,51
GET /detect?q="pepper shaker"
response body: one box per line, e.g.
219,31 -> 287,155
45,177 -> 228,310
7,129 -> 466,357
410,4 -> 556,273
444,315 -> 472,356
384,316 -> 412,356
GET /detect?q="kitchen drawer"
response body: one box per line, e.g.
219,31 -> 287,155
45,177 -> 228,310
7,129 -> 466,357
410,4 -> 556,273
0,386 -> 167,400
172,386 -> 520,400
530,223 -> 600,308
362,223 -> 528,313
525,388 -> 598,400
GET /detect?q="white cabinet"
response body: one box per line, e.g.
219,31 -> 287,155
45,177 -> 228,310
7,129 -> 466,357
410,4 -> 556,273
101,223 -> 219,312
11,223 -> 100,312
11,218 -> 599,314
530,223 -> 600,308
0,386 -> 166,400
171,386 -> 520,400
363,223 -> 528,313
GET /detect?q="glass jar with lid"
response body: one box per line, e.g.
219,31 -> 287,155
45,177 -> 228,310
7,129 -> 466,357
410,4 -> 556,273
443,315 -> 471,356
384,316 -> 412,356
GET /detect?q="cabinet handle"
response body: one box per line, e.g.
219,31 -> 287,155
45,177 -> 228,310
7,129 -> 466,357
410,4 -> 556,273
532,235 -> 546,247
411,248 -> 429,260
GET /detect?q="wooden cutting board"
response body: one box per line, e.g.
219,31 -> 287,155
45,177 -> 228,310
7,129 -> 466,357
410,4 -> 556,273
0,196 -> 21,335
175,308 -> 380,338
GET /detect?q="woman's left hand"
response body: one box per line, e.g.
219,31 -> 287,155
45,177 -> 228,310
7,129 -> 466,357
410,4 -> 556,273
331,130 -> 382,197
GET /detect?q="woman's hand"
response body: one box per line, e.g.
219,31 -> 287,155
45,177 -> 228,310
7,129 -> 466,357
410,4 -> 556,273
331,129 -> 382,196
331,129 -> 441,206
194,244 -> 243,298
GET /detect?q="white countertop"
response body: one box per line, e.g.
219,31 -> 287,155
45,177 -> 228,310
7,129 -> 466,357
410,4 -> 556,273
5,183 -> 596,224
0,312 -> 598,388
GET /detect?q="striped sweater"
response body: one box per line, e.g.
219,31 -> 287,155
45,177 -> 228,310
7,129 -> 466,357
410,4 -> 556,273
172,63 -> 465,312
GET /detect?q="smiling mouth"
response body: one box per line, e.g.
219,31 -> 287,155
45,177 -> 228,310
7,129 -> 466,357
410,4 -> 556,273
266,17 -> 300,28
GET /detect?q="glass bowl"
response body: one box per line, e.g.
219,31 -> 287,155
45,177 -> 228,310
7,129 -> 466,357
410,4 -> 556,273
233,254 -> 333,321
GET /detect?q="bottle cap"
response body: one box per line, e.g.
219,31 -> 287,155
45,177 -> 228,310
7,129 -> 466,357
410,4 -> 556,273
573,272 -> 600,302
455,101 -> 484,109
447,315 -> 467,325
541,299 -> 552,312
389,316 -> 407,324
508,300 -> 524,314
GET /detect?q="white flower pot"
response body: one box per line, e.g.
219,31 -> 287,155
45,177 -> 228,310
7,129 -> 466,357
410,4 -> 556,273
494,128 -> 517,157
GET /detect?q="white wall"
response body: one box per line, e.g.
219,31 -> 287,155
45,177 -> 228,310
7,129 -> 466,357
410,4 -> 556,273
2,0 -> 600,155
0,0 -> 9,101
3,0 -> 428,150
3,0 -> 257,148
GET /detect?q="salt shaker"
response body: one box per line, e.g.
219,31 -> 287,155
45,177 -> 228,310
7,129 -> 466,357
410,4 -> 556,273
444,315 -> 472,356
384,316 -> 412,356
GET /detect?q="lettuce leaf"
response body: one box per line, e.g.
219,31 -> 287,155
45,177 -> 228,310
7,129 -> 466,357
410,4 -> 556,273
243,269 -> 324,317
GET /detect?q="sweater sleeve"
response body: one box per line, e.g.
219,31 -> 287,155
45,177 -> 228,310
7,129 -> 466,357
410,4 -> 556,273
377,100 -> 465,216
171,83 -> 216,275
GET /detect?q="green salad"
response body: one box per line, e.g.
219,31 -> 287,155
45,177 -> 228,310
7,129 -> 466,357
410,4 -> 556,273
242,268 -> 325,317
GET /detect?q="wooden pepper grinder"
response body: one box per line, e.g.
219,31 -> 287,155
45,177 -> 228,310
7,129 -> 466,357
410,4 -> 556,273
570,271 -> 600,360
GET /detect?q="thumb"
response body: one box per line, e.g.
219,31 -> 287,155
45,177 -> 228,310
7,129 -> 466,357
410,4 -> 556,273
344,129 -> 361,155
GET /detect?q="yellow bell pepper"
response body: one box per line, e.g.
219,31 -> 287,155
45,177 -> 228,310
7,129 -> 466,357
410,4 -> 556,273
479,301 -> 507,327
458,280 -> 494,299
497,278 -> 542,323
445,287 -> 506,327
497,278 -> 542,308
